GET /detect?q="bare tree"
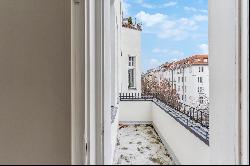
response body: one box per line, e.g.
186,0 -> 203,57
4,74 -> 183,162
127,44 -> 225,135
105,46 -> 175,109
141,74 -> 180,108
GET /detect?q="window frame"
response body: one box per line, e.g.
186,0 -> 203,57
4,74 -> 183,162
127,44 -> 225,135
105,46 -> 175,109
89,0 -> 249,164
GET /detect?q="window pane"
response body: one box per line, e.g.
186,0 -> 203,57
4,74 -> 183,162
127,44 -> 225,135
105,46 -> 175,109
128,69 -> 135,88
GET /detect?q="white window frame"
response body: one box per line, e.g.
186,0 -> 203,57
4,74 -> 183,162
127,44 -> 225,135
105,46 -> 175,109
209,0 -> 249,164
87,0 -> 249,165
128,56 -> 136,89
128,68 -> 136,89
128,56 -> 135,67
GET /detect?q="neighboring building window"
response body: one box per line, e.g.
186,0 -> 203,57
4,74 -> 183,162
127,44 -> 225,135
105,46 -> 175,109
199,96 -> 204,104
129,56 -> 135,67
128,56 -> 136,89
178,77 -> 180,83
198,87 -> 204,93
199,66 -> 204,72
128,69 -> 135,88
198,77 -> 203,83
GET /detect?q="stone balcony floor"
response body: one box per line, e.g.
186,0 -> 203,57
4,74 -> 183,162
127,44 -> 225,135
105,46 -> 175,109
113,124 -> 175,165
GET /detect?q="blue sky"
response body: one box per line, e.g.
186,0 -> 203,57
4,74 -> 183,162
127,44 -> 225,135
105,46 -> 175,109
123,0 -> 208,72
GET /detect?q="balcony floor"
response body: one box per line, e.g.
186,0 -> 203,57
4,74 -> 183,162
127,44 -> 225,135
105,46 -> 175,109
113,124 -> 175,165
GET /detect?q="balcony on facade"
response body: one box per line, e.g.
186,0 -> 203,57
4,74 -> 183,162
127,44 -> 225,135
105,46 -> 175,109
113,93 -> 210,165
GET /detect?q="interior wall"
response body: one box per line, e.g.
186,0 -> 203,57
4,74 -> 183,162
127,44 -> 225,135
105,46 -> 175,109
71,0 -> 85,164
0,0 -> 71,164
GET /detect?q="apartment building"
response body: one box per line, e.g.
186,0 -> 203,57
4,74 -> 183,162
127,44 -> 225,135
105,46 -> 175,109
119,17 -> 142,94
146,55 -> 209,109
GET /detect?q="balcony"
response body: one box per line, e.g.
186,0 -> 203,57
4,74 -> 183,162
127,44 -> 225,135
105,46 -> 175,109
113,93 -> 210,165
113,124 -> 174,165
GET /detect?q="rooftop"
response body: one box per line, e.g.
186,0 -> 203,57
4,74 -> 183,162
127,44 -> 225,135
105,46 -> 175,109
122,17 -> 142,31
163,54 -> 209,70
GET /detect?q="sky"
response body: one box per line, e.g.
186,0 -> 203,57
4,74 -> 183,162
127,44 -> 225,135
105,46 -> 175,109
123,0 -> 208,72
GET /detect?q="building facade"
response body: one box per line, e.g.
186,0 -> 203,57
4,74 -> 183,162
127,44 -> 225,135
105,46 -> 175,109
144,55 -> 209,109
119,17 -> 142,94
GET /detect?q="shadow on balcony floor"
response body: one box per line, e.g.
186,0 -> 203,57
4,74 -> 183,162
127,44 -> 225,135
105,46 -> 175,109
113,124 -> 175,165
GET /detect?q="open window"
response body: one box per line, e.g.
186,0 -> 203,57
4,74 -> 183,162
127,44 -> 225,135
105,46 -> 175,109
82,0 -> 249,165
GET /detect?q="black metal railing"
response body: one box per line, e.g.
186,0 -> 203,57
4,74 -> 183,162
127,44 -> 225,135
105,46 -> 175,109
119,92 -> 209,145
119,93 -> 154,101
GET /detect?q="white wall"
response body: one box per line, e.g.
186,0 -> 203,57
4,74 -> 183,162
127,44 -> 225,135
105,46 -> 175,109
110,0 -> 122,163
0,0 -> 71,164
240,0 -> 249,164
152,103 -> 209,165
209,0 -> 241,164
120,27 -> 141,93
119,101 -> 152,122
184,65 -> 209,107
119,101 -> 209,164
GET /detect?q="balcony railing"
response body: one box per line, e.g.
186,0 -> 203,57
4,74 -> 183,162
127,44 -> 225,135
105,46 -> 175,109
119,92 -> 209,145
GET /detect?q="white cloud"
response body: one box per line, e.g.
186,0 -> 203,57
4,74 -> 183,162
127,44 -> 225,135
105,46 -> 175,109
193,15 -> 208,22
200,9 -> 208,13
198,44 -> 208,54
163,1 -> 177,7
135,0 -> 156,9
136,11 -> 207,40
141,3 -> 156,9
152,48 -> 184,57
135,0 -> 177,9
184,6 -> 197,12
136,11 -> 167,27
184,6 -> 208,13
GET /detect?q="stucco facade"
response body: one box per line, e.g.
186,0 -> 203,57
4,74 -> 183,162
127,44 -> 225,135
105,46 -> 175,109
119,23 -> 142,94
